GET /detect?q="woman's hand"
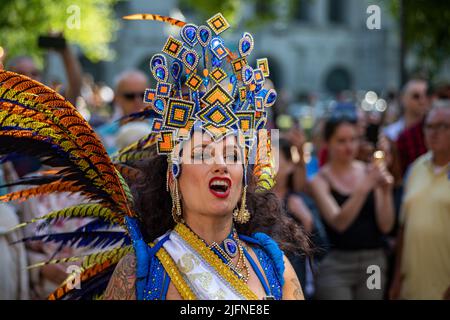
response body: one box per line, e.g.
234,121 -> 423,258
374,159 -> 394,191
376,165 -> 394,191
364,162 -> 393,192
377,134 -> 393,167
361,163 -> 383,192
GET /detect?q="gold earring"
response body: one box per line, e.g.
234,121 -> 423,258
166,167 -> 170,192
171,178 -> 183,223
233,185 -> 251,224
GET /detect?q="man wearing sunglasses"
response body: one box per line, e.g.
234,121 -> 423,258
379,79 -> 430,214
397,83 -> 449,176
383,79 -> 430,143
97,69 -> 150,154
113,70 -> 148,118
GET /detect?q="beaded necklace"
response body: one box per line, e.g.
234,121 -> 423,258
209,228 -> 250,283
184,223 -> 250,283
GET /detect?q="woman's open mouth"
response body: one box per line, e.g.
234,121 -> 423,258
208,177 -> 232,199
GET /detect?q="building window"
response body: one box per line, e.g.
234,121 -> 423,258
328,0 -> 347,24
295,0 -> 312,23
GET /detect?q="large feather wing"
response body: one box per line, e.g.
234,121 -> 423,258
0,71 -> 134,214
0,70 -> 136,299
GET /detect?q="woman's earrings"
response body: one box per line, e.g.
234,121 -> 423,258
168,159 -> 183,223
171,178 -> 183,223
233,185 -> 251,224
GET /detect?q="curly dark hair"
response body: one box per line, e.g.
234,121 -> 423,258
128,154 -> 311,256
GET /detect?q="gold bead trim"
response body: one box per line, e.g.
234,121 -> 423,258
152,243 -> 197,300
174,223 -> 258,300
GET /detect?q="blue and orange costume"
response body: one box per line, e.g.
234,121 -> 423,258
0,12 -> 284,300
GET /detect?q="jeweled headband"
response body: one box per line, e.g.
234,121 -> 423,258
120,13 -> 277,189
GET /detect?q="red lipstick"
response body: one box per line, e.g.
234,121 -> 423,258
208,177 -> 232,199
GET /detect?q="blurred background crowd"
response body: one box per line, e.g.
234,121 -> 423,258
0,0 -> 449,300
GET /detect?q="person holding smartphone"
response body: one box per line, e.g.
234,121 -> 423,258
311,115 -> 395,300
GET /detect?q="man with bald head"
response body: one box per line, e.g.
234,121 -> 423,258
112,70 -> 149,118
97,70 -> 150,154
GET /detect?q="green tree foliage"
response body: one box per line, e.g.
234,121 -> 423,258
179,0 -> 241,24
392,0 -> 450,74
179,0 -> 282,29
0,0 -> 123,64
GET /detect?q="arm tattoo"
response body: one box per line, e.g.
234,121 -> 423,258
291,277 -> 303,300
103,253 -> 137,300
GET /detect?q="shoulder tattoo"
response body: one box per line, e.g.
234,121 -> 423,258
103,253 -> 137,300
291,277 -> 304,300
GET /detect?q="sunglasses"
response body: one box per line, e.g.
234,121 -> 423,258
122,92 -> 145,101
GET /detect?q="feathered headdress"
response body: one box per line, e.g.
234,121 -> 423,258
0,12 -> 276,300
118,12 -> 277,188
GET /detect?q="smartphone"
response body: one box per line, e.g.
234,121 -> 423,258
38,35 -> 67,50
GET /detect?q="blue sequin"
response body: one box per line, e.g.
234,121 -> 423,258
225,239 -> 237,255
245,68 -> 253,82
200,29 -> 210,42
172,163 -> 180,177
143,254 -> 166,300
152,57 -> 163,68
155,67 -> 166,81
186,53 -> 195,65
154,99 -> 164,112
171,62 -> 182,80
252,246 -> 283,300
267,91 -> 277,104
186,28 -> 196,40
242,40 -> 251,53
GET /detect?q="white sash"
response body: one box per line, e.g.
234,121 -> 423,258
160,230 -> 247,300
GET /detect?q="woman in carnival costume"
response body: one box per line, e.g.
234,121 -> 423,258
0,13 -> 310,300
